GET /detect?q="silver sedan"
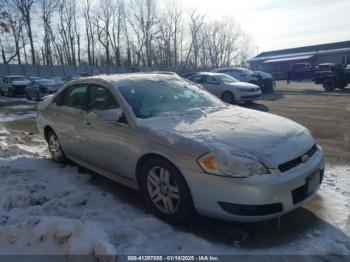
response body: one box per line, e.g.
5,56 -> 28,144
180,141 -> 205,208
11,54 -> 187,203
37,73 -> 325,223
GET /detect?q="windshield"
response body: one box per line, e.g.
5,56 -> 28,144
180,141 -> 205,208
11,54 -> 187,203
215,74 -> 239,84
240,68 -> 253,75
36,80 -> 57,85
9,77 -> 26,82
118,78 -> 224,119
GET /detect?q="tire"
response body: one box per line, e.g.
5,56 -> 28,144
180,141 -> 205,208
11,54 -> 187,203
221,91 -> 235,104
323,78 -> 337,91
47,130 -> 67,164
8,88 -> 16,98
0,90 -> 4,96
140,157 -> 194,224
337,82 -> 348,89
26,91 -> 32,100
36,92 -> 41,101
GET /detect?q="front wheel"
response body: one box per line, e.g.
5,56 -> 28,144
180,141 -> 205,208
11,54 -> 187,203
8,89 -> 16,97
337,82 -> 348,89
323,78 -> 337,91
26,91 -> 31,100
221,91 -> 235,104
47,131 -> 67,164
140,157 -> 194,224
36,92 -> 41,101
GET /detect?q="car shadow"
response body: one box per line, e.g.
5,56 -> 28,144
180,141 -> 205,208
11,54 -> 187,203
76,164 -> 350,251
261,92 -> 285,101
240,102 -> 270,112
278,87 -> 350,96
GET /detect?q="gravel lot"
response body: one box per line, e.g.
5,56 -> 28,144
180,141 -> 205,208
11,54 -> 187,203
247,81 -> 350,165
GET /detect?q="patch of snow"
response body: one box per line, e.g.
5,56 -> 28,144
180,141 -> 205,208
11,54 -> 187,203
0,112 -> 37,122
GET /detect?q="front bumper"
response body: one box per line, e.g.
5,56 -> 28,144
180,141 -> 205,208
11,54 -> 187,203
13,85 -> 27,95
181,146 -> 325,222
236,91 -> 262,102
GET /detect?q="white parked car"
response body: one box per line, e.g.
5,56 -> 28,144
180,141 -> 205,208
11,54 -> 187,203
188,72 -> 261,104
213,67 -> 275,93
26,79 -> 63,100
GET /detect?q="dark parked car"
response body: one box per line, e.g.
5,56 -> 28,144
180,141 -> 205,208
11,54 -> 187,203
25,79 -> 63,100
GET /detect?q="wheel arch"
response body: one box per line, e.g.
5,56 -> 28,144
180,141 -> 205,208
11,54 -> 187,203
221,90 -> 236,101
43,125 -> 55,142
135,153 -> 184,188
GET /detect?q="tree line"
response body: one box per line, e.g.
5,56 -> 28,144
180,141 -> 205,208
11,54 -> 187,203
0,0 -> 255,71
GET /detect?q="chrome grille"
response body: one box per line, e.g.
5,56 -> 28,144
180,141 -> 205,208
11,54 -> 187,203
278,145 -> 317,172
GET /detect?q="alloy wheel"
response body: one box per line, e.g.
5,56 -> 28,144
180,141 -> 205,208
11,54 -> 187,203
48,133 -> 63,162
146,166 -> 180,214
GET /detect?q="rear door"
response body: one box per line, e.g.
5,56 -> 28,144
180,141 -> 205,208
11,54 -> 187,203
50,84 -> 88,158
201,75 -> 222,97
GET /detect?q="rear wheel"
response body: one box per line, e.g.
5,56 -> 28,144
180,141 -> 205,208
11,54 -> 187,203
8,89 -> 16,97
26,91 -> 31,100
0,90 -> 4,96
337,82 -> 348,89
140,157 -> 194,224
221,91 -> 235,104
323,78 -> 337,91
47,130 -> 67,164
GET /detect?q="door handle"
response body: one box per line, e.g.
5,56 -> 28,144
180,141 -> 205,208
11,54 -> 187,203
55,113 -> 61,119
84,121 -> 92,127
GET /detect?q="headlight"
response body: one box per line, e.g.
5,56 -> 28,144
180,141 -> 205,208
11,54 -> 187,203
197,153 -> 270,178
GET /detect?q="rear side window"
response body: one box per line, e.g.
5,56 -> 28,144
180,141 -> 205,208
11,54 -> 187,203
203,75 -> 218,83
189,75 -> 203,83
87,85 -> 119,112
56,85 -> 88,109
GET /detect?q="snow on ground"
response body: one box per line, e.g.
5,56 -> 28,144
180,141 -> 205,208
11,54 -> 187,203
0,114 -> 350,256
0,112 -> 37,123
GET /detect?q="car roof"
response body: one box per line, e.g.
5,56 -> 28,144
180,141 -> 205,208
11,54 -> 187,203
5,75 -> 26,78
213,67 -> 248,72
190,72 -> 227,77
67,73 -> 183,87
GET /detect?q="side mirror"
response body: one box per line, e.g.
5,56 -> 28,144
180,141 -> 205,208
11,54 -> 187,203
98,108 -> 123,122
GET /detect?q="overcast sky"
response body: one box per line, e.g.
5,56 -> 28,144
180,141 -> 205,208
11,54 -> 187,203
179,0 -> 350,55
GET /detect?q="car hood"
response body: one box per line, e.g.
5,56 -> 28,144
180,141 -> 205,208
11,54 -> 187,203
12,80 -> 31,86
139,106 -> 315,168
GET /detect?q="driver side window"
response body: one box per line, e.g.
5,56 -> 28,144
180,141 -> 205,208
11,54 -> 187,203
54,85 -> 88,109
87,85 -> 119,112
203,76 -> 218,84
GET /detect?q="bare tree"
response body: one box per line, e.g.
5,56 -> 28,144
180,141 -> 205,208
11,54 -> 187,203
128,0 -> 158,66
83,0 -> 95,65
185,9 -> 205,68
13,0 -> 36,64
40,0 -> 58,65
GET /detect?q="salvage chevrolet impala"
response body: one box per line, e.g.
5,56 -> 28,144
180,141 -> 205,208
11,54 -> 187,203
37,73 -> 325,223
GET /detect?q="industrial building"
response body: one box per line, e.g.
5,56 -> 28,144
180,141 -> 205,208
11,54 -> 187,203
249,41 -> 350,79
